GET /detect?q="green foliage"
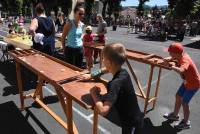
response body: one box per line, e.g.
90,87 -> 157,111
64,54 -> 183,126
191,0 -> 200,17
138,0 -> 149,16
100,0 -> 124,18
167,0 -> 200,19
85,0 -> 94,25
168,0 -> 177,9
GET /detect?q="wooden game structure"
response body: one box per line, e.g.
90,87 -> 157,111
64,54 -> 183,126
9,49 -> 108,134
4,35 -> 33,49
3,35 -> 62,50
9,46 -> 174,134
85,44 -> 174,114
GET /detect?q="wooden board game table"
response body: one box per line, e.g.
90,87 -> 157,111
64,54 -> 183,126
9,49 -> 107,134
4,35 -> 33,49
85,44 -> 174,114
4,35 -> 62,49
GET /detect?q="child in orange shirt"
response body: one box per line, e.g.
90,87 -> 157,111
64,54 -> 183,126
163,42 -> 200,130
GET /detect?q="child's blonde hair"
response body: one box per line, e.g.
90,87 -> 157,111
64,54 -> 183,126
102,43 -> 126,66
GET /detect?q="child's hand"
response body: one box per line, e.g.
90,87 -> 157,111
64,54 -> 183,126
164,56 -> 172,61
172,66 -> 181,73
90,86 -> 101,96
81,73 -> 92,80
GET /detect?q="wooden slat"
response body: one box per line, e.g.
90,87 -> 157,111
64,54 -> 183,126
148,97 -> 157,103
30,93 -> 69,130
144,65 -> 154,114
126,59 -> 146,98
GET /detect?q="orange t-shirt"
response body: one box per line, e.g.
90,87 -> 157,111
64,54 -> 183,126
178,53 -> 200,90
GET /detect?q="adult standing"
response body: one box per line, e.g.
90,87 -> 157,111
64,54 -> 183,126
94,14 -> 107,63
29,3 -> 55,55
18,14 -> 24,26
61,4 -> 85,68
55,12 -> 66,33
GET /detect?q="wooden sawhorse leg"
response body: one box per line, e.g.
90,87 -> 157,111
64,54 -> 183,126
16,62 -> 24,110
144,66 -> 162,114
93,107 -> 99,134
153,67 -> 162,109
144,65 -> 154,114
56,89 -> 79,134
33,76 -> 44,101
126,60 -> 163,114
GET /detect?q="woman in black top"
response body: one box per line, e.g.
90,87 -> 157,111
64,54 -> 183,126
29,3 -> 55,55
55,12 -> 66,33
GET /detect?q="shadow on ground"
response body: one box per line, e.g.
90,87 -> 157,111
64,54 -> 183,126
184,41 -> 200,49
25,108 -> 51,134
0,101 -> 37,134
31,95 -> 59,108
143,118 -> 181,134
137,34 -> 178,42
0,62 -> 37,96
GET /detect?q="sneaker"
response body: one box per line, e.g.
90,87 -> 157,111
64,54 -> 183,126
163,112 -> 179,121
174,119 -> 191,130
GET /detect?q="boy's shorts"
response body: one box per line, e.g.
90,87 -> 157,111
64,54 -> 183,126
177,84 -> 198,104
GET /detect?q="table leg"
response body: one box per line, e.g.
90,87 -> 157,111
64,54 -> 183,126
56,89 -> 79,133
99,51 -> 102,68
66,96 -> 74,134
33,77 -> 43,99
93,107 -> 99,134
16,62 -> 24,110
153,67 -> 162,109
144,65 -> 154,114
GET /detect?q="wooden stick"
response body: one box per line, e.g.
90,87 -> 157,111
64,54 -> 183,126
16,62 -> 25,110
144,65 -> 154,114
126,59 -> 146,99
153,67 -> 162,108
93,107 -> 99,134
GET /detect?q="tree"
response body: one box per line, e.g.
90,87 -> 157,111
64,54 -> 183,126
100,0 -> 108,18
168,0 -> 177,9
168,0 -> 199,19
138,0 -> 149,16
85,0 -> 94,25
190,0 -> 200,19
174,0 -> 197,19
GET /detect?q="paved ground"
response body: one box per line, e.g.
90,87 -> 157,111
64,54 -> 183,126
0,24 -> 200,134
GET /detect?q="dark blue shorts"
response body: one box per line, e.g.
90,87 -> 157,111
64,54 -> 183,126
177,84 -> 198,104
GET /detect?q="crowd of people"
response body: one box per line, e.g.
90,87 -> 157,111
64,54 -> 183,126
119,16 -> 200,42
